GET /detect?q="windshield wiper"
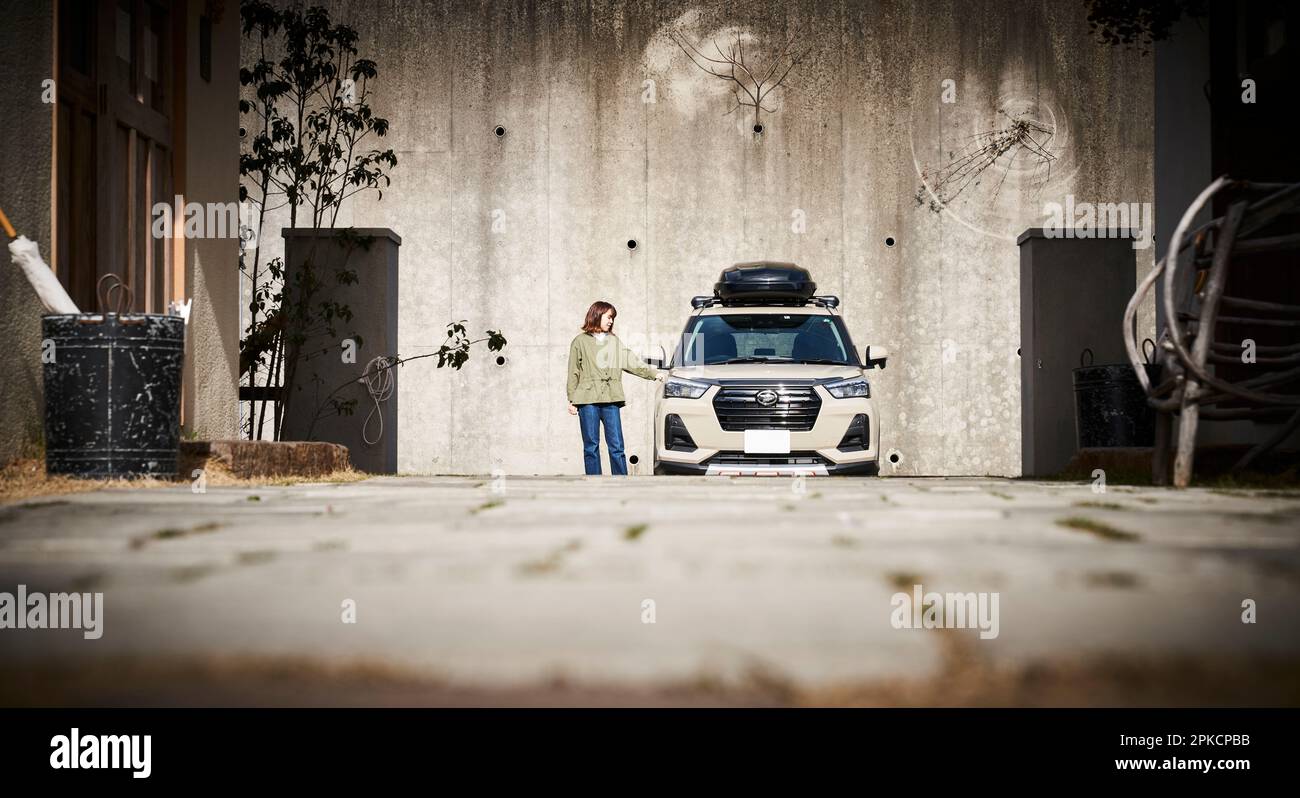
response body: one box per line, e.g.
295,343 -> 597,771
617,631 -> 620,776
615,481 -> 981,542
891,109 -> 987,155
717,356 -> 791,364
795,358 -> 852,366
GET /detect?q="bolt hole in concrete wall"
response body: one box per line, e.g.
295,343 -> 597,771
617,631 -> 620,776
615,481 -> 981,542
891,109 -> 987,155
494,125 -> 506,138
753,123 -> 764,134
239,126 -> 246,139
627,239 -> 638,250
884,236 -> 896,247
628,454 -> 639,466
886,449 -> 904,474
495,355 -> 507,366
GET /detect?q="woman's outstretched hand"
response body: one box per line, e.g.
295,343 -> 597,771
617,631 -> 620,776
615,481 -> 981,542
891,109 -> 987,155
568,403 -> 578,415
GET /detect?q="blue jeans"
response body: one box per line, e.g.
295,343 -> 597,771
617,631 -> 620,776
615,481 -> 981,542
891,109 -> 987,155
577,403 -> 626,475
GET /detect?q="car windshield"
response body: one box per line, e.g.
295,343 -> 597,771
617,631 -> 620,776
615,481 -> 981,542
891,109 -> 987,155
675,313 -> 856,366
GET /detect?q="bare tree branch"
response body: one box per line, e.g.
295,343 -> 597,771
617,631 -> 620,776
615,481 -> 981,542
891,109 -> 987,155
672,26 -> 806,129
916,111 -> 1059,212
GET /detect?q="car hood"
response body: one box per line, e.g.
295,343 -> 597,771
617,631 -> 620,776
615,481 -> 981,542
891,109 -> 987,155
668,363 -> 863,381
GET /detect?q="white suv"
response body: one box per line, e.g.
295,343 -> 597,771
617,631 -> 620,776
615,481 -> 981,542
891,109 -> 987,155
650,262 -> 887,476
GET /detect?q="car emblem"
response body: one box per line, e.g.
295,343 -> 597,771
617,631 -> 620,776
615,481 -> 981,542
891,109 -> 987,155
755,389 -> 779,406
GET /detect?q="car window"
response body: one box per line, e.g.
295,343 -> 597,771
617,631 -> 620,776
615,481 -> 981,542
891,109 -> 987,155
676,314 -> 853,365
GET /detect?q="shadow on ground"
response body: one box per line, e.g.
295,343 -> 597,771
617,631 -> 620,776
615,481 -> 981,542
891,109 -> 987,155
5,634 -> 1298,708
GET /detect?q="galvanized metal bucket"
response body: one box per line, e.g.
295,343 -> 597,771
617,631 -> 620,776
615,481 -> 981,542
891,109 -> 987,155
1072,345 -> 1161,449
42,312 -> 186,478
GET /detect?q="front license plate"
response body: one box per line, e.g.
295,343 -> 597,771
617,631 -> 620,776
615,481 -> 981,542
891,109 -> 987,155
744,429 -> 791,454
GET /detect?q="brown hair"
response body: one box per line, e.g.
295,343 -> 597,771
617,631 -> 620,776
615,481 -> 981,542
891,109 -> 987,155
582,301 -> 616,334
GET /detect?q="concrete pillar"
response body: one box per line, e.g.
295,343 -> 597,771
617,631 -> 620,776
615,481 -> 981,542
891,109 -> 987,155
279,228 -> 401,474
1019,229 -> 1137,477
182,0 -> 242,443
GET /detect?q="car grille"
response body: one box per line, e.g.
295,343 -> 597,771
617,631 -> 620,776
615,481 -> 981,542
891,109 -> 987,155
712,384 -> 821,432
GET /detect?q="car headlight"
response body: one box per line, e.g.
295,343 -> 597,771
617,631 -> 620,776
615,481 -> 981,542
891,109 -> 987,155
663,376 -> 710,399
825,376 -> 870,399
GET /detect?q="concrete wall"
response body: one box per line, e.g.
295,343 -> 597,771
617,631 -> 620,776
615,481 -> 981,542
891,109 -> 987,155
249,0 -> 1156,476
0,0 -> 54,465
181,0 -> 242,442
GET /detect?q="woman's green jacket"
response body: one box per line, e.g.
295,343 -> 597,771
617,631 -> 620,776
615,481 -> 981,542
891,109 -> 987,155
566,332 -> 659,404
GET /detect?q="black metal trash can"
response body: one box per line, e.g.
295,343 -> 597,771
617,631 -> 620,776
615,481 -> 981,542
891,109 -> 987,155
43,313 -> 186,478
1073,356 -> 1161,448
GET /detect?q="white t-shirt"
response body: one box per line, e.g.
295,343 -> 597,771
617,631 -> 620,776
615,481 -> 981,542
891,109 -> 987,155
592,332 -> 608,342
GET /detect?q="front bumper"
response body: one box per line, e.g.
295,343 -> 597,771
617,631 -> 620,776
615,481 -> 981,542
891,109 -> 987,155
655,383 -> 879,475
655,452 -> 878,476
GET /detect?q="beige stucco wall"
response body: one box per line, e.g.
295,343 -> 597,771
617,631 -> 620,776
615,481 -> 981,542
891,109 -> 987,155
0,0 -> 54,465
181,0 -> 241,441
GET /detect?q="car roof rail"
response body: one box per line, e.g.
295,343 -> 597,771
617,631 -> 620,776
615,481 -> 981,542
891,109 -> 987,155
690,295 -> 841,309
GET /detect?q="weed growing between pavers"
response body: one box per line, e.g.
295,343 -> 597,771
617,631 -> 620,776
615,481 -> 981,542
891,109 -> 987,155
623,524 -> 648,541
1072,501 -> 1128,510
887,571 -> 924,590
237,551 -> 278,566
170,564 -> 219,584
130,521 -> 224,550
517,540 -> 582,576
1055,516 -> 1140,542
69,572 -> 107,591
1084,571 -> 1143,589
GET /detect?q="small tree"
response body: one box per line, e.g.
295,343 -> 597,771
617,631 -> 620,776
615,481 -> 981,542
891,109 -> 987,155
1084,0 -> 1208,55
305,322 -> 508,441
238,1 -> 396,440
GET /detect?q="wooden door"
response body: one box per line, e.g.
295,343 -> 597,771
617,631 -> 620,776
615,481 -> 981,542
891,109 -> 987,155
57,0 -> 176,314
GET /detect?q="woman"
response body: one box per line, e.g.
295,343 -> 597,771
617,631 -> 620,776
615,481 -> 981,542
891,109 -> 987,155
567,301 -> 659,475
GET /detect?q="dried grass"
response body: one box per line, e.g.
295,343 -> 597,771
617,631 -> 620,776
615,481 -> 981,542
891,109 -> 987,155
0,455 -> 368,504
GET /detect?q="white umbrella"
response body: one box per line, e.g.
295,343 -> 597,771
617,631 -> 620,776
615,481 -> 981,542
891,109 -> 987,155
1,205 -> 80,314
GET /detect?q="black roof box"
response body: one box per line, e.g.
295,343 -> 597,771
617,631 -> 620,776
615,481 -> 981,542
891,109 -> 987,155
714,262 -> 816,304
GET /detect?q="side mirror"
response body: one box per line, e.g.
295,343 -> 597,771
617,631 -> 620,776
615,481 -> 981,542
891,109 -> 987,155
865,345 -> 889,369
645,345 -> 668,370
